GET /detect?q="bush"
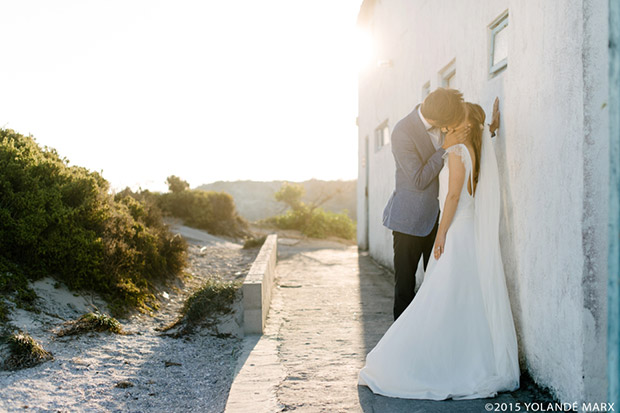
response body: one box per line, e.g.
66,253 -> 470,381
57,311 -> 124,337
0,129 -> 187,317
275,182 -> 305,211
1,331 -> 53,370
305,208 -> 356,239
182,278 -> 240,324
166,175 -> 189,193
0,300 -> 8,324
266,183 -> 356,240
243,236 -> 267,249
163,276 -> 240,336
0,257 -> 38,314
268,206 -> 356,240
154,188 -> 249,238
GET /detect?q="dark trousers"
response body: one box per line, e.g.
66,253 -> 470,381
392,218 -> 439,320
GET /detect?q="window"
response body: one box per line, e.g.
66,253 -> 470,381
421,81 -> 431,100
375,121 -> 390,151
444,71 -> 456,88
440,60 -> 456,89
489,11 -> 508,76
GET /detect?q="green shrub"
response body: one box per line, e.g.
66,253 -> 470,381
275,182 -> 305,211
268,206 -> 355,240
154,188 -> 249,238
163,276 -> 241,335
305,208 -> 356,239
266,183 -> 356,240
0,257 -> 38,314
2,331 -> 53,370
243,236 -> 267,249
182,277 -> 240,323
57,311 -> 123,336
0,300 -> 8,323
0,129 -> 187,317
166,175 -> 189,193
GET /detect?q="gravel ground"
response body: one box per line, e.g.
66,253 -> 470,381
0,223 -> 259,413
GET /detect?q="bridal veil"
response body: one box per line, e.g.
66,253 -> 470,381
474,127 -> 520,391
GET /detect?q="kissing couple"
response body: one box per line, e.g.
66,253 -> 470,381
358,88 -> 520,400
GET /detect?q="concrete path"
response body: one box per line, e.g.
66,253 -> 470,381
226,242 -> 547,413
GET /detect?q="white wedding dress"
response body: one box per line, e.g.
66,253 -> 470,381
358,132 -> 520,400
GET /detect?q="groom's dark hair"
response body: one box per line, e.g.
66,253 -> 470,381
420,88 -> 465,127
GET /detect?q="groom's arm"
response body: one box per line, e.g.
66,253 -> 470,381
391,128 -> 445,191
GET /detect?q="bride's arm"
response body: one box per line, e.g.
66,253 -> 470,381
433,152 -> 466,260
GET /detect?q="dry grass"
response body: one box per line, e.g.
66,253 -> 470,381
162,276 -> 240,336
57,311 -> 124,337
1,331 -> 53,370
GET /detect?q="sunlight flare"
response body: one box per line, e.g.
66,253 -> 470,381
354,27 -> 375,70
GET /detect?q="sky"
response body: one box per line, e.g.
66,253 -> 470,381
0,0 -> 366,192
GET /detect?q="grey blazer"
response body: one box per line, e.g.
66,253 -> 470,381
382,104 -> 446,237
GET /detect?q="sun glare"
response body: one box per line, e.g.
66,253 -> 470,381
354,28 -> 375,70
0,1 -> 363,191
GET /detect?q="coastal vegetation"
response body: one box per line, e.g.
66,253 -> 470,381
163,276 -> 241,336
0,129 -> 187,318
243,235 -> 267,249
1,331 -> 53,370
119,175 -> 250,239
197,179 -> 356,223
264,183 -> 356,240
57,311 -> 124,337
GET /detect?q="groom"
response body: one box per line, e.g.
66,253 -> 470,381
383,88 -> 467,320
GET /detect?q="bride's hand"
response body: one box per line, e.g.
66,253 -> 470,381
489,97 -> 500,137
433,233 -> 446,260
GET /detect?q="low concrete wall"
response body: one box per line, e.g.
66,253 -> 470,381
241,234 -> 278,335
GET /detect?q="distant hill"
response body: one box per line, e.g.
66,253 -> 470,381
196,179 -> 357,222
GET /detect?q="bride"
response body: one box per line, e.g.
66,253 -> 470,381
358,102 -> 520,400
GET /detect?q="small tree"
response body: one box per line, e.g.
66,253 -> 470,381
268,181 -> 355,240
274,182 -> 305,211
166,175 -> 189,193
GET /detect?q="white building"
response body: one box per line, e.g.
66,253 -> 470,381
356,0 -> 609,404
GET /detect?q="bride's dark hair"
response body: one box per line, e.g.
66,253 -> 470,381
465,102 -> 485,187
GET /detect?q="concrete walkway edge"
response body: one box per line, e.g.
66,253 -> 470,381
241,234 -> 278,334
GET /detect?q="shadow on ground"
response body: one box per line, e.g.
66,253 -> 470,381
358,373 -> 556,413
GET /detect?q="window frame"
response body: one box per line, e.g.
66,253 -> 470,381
489,11 -> 509,76
439,59 -> 456,89
374,120 -> 390,152
421,81 -> 431,100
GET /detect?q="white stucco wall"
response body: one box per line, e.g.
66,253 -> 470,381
357,0 -> 608,403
